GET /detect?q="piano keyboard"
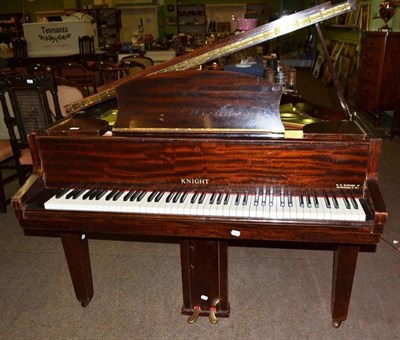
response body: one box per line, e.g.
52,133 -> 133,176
44,187 -> 367,222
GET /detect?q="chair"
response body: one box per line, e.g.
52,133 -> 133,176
61,62 -> 97,95
12,38 -> 28,59
99,64 -> 129,85
0,139 -> 20,213
79,35 -> 95,56
27,63 -> 54,76
51,77 -> 85,117
120,54 -> 154,69
0,74 -> 64,187
119,60 -> 146,75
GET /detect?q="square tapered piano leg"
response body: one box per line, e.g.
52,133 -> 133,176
61,232 -> 94,307
180,239 -> 230,323
331,245 -> 359,328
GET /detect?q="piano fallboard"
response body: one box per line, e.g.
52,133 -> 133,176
34,133 -> 377,191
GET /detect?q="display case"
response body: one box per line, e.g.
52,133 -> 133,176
177,4 -> 206,35
245,3 -> 270,25
88,8 -> 121,50
0,13 -> 23,44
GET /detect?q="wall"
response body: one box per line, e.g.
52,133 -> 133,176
369,0 -> 399,31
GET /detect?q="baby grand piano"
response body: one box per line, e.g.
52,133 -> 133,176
12,1 -> 387,328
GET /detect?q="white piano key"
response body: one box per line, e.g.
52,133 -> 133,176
355,198 -> 367,221
248,195 -> 258,218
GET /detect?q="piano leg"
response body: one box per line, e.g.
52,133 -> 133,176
331,245 -> 359,328
60,232 -> 94,307
180,239 -> 230,323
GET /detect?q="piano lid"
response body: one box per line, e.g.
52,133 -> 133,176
113,70 -> 284,136
65,1 -> 356,115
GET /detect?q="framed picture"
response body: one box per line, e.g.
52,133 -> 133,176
360,4 -> 370,30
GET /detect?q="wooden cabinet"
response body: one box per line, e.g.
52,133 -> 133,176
356,32 -> 400,125
177,4 -> 206,35
88,8 -> 121,50
245,3 -> 270,25
0,13 -> 23,44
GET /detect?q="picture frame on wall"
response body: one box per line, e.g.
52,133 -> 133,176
360,4 -> 370,30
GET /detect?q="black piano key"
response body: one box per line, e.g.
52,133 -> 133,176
130,190 -> 141,201
95,189 -> 107,200
299,194 -> 304,208
332,194 -> 339,209
288,191 -> 293,207
89,189 -> 101,200
324,194 -> 331,209
124,190 -> 136,201
198,192 -> 206,204
269,187 -> 274,206
82,188 -> 96,200
261,187 -> 267,206
216,193 -> 223,205
209,192 -> 216,204
147,191 -> 158,202
155,191 -> 165,202
223,193 -> 230,205
343,194 -> 351,209
112,190 -> 124,201
306,193 -> 312,208
106,189 -> 118,201
172,191 -> 182,203
235,193 -> 240,205
313,194 -> 319,208
359,198 -> 373,220
136,191 -> 146,202
72,188 -> 85,199
280,188 -> 285,207
55,187 -> 70,199
180,192 -> 188,203
254,188 -> 259,206
350,196 -> 359,209
166,191 -> 175,203
243,192 -> 248,205
66,188 -> 81,199
190,192 -> 199,204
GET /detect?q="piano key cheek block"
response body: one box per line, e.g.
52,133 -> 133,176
12,0 -> 387,329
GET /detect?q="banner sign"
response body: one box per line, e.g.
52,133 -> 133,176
23,21 -> 98,57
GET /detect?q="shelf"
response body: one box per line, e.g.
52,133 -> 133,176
177,4 -> 206,35
327,25 -> 359,29
0,13 -> 22,43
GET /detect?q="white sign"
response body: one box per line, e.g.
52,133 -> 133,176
23,21 -> 98,57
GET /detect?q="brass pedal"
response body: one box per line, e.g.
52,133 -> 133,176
187,305 -> 201,324
208,306 -> 218,324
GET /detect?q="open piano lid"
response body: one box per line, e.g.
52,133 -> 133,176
65,1 -> 356,117
113,70 -> 284,136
